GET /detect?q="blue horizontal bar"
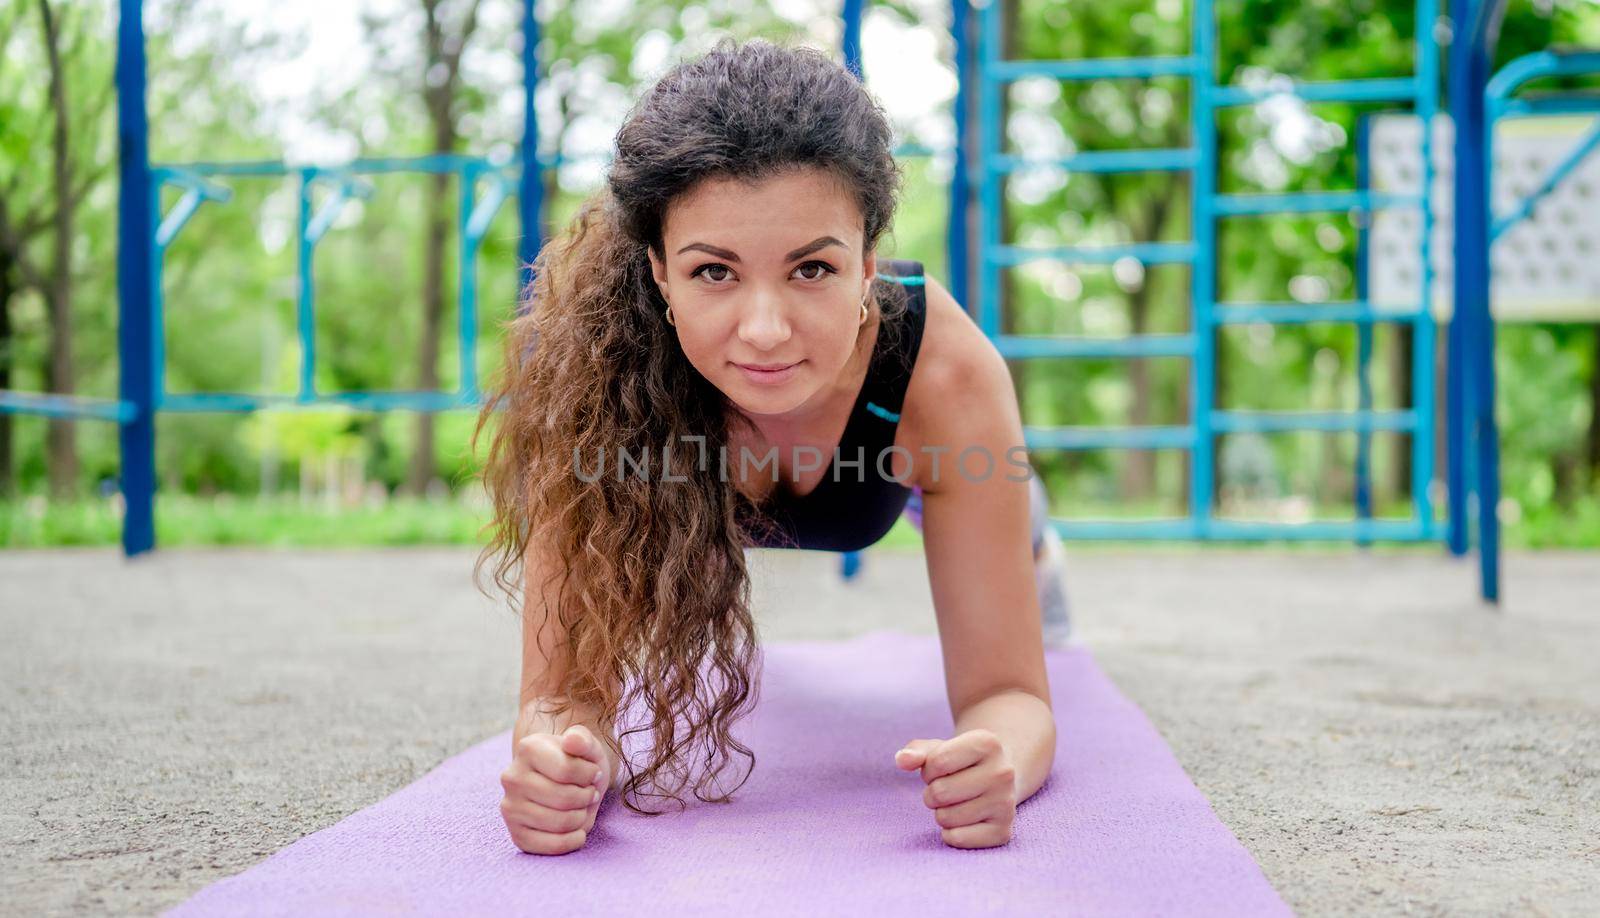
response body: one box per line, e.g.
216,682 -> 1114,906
158,155 -> 549,178
1051,518 -> 1200,540
157,145 -> 950,184
1025,425 -> 1194,450
1209,77 -> 1418,107
1206,518 -> 1436,541
1212,302 -> 1425,324
1212,410 -> 1418,433
1498,94 -> 1600,118
995,334 -> 1195,359
1049,517 -> 1437,541
989,149 -> 1197,174
1213,191 -> 1423,216
990,56 -> 1200,82
152,167 -> 233,198
988,242 -> 1196,266
891,142 -> 953,158
160,391 -> 477,413
0,391 -> 136,422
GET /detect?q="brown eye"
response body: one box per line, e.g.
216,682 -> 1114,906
794,261 -> 836,281
692,264 -> 732,283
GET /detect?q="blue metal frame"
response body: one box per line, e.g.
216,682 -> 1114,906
971,0 -> 1444,547
0,1 -> 547,556
115,0 -> 156,556
1454,43 -> 1600,602
143,157 -> 517,413
0,0 -> 1530,601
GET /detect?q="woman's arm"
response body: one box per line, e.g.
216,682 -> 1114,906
905,276 -> 1056,803
515,541 -> 622,790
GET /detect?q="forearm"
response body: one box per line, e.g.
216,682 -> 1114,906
514,696 -> 622,790
954,689 -> 1056,802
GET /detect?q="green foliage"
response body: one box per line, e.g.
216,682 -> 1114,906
0,0 -> 1597,547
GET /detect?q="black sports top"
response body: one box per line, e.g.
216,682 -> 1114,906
737,258 -> 928,552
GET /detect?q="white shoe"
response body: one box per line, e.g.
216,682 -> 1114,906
1034,524 -> 1072,648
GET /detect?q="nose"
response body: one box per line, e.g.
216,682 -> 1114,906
736,286 -> 792,352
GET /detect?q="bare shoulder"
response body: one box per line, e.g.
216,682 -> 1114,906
897,275 -> 1023,492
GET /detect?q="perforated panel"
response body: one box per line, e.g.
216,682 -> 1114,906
1368,112 -> 1600,321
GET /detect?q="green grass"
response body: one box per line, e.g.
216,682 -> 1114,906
0,494 -> 493,548
0,494 -> 1594,551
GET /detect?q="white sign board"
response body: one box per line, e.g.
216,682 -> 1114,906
1368,112 -> 1600,321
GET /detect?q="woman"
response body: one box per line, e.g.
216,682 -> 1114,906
476,38 -> 1070,857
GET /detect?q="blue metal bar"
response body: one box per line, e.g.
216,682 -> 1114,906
303,174 -> 373,244
990,56 -> 1200,82
1449,0 -> 1482,558
1414,0 -> 1442,544
988,149 -> 1197,175
1450,0 -> 1507,600
1212,303 -> 1423,324
463,168 -> 514,241
1049,517 -> 1436,541
1212,410 -> 1417,434
155,189 -> 204,249
160,154 -> 500,177
0,392 -> 136,422
987,241 -> 1197,266
1355,114 -> 1375,543
1209,77 -> 1419,107
296,173 -> 317,400
994,334 -> 1196,360
1498,94 -> 1600,118
517,0 -> 542,308
842,0 -> 865,80
1489,116 -> 1600,240
1191,0 -> 1217,536
978,0 -> 1002,336
153,171 -> 231,248
152,166 -> 233,194
459,166 -> 513,399
1052,518 -> 1200,539
1485,49 -> 1600,103
286,170 -> 377,404
842,0 -> 868,584
161,391 -> 475,413
946,0 -> 972,312
117,0 -> 156,557
1213,191 -> 1422,216
1025,425 -> 1194,450
892,142 -> 950,157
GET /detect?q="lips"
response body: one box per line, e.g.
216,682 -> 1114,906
736,362 -> 798,372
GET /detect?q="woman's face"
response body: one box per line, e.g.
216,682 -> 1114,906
647,167 -> 877,420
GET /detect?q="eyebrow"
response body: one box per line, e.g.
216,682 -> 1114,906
675,236 -> 849,263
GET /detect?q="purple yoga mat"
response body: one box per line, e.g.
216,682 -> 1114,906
169,631 -> 1288,916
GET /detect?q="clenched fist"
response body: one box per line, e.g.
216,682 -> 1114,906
500,724 -> 613,855
894,728 -> 1018,849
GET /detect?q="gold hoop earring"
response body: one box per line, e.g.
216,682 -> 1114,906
665,305 -> 676,327
859,295 -> 869,325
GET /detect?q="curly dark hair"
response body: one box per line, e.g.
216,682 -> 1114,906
474,37 -> 907,815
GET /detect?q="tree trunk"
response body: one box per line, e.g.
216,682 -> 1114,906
0,248 -> 13,498
406,0 -> 477,496
40,0 -> 77,498
1388,324 -> 1413,504
408,162 -> 450,494
1588,328 -> 1600,490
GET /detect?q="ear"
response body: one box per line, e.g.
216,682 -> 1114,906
646,245 -> 669,296
862,247 -> 878,293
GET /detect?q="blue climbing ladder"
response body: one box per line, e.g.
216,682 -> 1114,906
966,0 -> 1445,545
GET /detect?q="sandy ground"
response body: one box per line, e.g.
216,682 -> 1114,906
1,546 -> 1596,916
